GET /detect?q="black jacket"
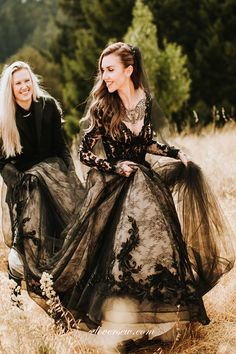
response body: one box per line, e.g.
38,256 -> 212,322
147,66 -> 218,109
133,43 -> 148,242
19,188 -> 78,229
0,97 -> 72,186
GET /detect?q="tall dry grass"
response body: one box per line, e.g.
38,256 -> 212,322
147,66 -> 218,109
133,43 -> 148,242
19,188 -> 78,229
0,124 -> 236,353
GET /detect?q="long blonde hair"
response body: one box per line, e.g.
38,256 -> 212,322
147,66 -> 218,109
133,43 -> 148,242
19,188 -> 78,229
83,42 -> 150,138
0,61 -> 54,157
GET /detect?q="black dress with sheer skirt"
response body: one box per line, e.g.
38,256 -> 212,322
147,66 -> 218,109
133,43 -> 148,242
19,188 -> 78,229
57,93 -> 233,331
0,97 -> 85,283
6,94 -> 233,335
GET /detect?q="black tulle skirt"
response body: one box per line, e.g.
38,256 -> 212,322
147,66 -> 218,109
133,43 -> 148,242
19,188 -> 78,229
2,157 -> 234,330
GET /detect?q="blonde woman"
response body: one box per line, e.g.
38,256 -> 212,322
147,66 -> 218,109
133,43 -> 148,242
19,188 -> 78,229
0,61 -> 80,297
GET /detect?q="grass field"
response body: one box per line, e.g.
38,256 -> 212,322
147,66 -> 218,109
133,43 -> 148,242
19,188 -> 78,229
0,124 -> 236,354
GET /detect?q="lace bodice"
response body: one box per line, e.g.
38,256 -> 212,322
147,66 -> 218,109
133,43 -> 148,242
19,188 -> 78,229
79,94 -> 179,173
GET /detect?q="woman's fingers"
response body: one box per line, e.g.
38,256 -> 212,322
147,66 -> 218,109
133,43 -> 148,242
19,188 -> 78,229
115,161 -> 139,177
178,151 -> 190,167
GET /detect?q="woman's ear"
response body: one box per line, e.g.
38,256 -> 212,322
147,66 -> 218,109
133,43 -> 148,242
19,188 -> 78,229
126,65 -> 133,77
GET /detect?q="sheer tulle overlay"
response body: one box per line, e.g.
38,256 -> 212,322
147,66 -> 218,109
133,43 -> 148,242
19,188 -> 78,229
1,94 -> 234,334
2,157 -> 234,331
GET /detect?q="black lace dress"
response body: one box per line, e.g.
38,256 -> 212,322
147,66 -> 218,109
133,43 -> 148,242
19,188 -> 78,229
11,94 -> 233,335
74,93 -> 212,331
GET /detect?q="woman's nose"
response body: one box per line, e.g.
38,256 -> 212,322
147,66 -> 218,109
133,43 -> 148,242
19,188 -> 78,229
103,71 -> 109,80
21,83 -> 28,91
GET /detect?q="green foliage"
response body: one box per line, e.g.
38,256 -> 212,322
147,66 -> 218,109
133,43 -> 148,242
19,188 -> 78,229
63,109 -> 82,139
124,0 -> 160,93
156,40 -> 191,115
60,29 -> 99,138
54,0 -> 135,138
52,0 -> 87,63
3,0 -> 234,133
30,1 -> 60,51
0,0 -> 59,62
63,27 -> 101,98
146,0 -> 236,124
125,0 -> 191,120
80,0 -> 135,43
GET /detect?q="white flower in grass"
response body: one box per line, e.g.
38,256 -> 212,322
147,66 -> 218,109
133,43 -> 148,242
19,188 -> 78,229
39,272 -> 78,333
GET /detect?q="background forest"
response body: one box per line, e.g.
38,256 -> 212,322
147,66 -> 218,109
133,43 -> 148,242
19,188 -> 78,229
0,0 -> 235,139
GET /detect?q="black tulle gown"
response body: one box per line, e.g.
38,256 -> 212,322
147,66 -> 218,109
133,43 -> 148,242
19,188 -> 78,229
3,93 -> 234,334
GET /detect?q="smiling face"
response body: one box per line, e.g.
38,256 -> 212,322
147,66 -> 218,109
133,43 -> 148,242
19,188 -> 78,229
12,68 -> 33,108
101,53 -> 133,93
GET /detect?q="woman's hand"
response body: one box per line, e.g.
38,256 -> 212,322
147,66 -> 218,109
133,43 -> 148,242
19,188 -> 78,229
1,163 -> 24,188
115,161 -> 138,177
177,151 -> 190,167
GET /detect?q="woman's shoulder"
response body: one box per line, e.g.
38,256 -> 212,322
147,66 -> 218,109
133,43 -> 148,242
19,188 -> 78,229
145,90 -> 152,104
36,96 -> 62,114
38,95 -> 57,107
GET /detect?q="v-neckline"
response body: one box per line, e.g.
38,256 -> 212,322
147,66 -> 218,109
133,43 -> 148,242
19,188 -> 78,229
121,92 -> 149,137
121,119 -> 145,137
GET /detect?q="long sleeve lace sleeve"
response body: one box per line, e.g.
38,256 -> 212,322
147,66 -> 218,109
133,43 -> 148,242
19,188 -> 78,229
146,140 -> 180,158
79,120 -> 116,173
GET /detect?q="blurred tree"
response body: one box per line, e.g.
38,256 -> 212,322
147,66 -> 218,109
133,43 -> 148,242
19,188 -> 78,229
125,0 -> 160,93
2,0 -> 235,132
52,0 -> 97,137
0,0 -> 59,62
30,0 -> 60,51
51,0 -> 87,63
53,0 -> 135,138
61,29 -> 100,138
125,0 -> 191,123
146,0 -> 236,123
156,41 -> 191,119
80,0 -> 135,45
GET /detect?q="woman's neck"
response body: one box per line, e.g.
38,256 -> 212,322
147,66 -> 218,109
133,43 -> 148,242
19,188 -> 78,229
16,99 -> 32,111
118,83 -> 144,110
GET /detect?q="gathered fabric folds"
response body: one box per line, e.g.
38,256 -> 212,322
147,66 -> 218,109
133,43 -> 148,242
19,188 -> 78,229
156,160 -> 235,296
2,156 -> 234,329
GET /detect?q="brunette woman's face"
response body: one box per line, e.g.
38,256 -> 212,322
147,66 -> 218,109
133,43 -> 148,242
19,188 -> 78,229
12,68 -> 33,107
101,53 -> 133,93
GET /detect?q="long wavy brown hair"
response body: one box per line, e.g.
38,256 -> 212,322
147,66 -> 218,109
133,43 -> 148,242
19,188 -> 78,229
83,42 -> 150,138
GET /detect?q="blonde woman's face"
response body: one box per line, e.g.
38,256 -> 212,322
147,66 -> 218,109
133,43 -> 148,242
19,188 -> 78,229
12,68 -> 33,107
101,53 -> 133,93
